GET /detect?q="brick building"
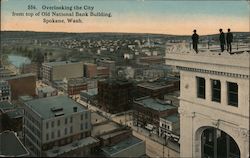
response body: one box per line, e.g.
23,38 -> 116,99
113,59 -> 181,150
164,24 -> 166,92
133,96 -> 178,134
98,79 -> 133,114
5,73 -> 36,100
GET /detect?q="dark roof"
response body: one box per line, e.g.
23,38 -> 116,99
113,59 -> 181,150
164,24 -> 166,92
0,131 -> 29,157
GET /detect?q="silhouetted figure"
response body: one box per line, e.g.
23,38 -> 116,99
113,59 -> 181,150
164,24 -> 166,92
226,28 -> 233,53
192,29 -> 199,53
219,29 -> 225,52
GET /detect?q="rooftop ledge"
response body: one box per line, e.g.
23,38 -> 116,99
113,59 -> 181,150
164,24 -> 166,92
165,43 -> 249,76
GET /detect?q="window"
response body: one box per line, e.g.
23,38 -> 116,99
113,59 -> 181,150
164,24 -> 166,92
227,82 -> 238,107
57,120 -> 60,126
51,121 -> 54,128
64,128 -> 68,135
211,79 -> 221,102
65,118 -> 67,124
46,122 -> 49,129
57,130 -> 60,137
70,126 -> 73,133
81,114 -> 83,120
51,132 -> 54,139
46,133 -> 49,140
85,122 -> 88,129
70,117 -> 73,123
197,77 -> 206,99
85,113 -> 88,119
81,123 -> 83,130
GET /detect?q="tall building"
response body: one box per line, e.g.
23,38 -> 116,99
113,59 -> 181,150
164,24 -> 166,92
165,44 -> 249,157
84,63 -> 97,78
5,73 -> 36,100
42,61 -> 84,83
98,79 -> 133,114
0,80 -> 11,102
23,95 -> 99,157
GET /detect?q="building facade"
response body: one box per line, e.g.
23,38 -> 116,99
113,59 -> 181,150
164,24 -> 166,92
23,95 -> 97,157
165,43 -> 249,158
0,80 -> 11,102
133,96 -> 178,134
98,79 -> 133,114
42,61 -> 84,83
6,73 -> 36,100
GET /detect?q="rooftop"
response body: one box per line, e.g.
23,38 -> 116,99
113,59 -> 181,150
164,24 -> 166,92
6,108 -> 24,119
0,131 -> 29,157
101,136 -> 143,156
134,97 -> 176,111
5,73 -> 35,80
137,82 -> 174,90
165,43 -> 249,76
0,101 -> 14,112
92,121 -> 121,137
80,88 -> 98,97
45,137 -> 99,157
25,95 -> 87,119
161,113 -> 179,123
37,86 -> 56,93
43,61 -> 83,67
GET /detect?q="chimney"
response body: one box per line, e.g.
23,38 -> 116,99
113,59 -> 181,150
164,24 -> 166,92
73,107 -> 77,112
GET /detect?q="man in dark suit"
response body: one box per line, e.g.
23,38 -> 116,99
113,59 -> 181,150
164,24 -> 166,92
219,29 -> 225,52
192,29 -> 199,53
226,28 -> 233,53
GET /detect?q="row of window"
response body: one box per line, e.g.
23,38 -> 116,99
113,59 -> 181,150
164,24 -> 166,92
197,77 -> 238,107
46,126 -> 73,140
46,113 -> 88,129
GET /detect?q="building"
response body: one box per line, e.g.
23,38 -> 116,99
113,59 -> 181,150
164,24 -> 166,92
159,113 -> 180,142
98,79 -> 133,114
5,73 -> 36,100
42,61 -> 84,83
0,80 -> 11,102
97,59 -> 115,77
84,63 -> 97,78
139,56 -> 164,65
0,130 -> 29,157
133,96 -> 178,134
165,43 -> 249,157
67,78 -> 87,96
97,66 -> 109,77
100,136 -> 145,157
23,95 -> 99,157
80,88 -> 98,104
21,62 -> 42,79
137,80 -> 179,99
37,86 -> 58,98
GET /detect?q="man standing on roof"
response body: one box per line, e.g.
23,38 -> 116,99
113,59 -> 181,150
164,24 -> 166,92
219,29 -> 225,52
192,29 -> 199,53
226,28 -> 233,54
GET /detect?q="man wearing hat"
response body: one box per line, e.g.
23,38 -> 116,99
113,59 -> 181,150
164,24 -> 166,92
192,29 -> 199,53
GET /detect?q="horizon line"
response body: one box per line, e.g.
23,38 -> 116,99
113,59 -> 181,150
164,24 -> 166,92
2,29 -> 249,37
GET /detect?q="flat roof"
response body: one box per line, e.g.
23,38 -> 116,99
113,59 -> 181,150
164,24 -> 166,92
137,82 -> 173,90
25,96 -> 87,119
5,73 -> 35,80
45,137 -> 99,157
0,101 -> 14,111
43,61 -> 82,67
134,97 -> 176,111
0,131 -> 29,157
37,86 -> 56,93
81,88 -> 98,97
6,108 -> 24,119
101,136 -> 143,156
161,113 -> 179,123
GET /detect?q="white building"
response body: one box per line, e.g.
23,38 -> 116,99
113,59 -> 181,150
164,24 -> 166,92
0,80 -> 11,102
36,86 -> 58,98
165,43 -> 249,158
23,95 -> 98,157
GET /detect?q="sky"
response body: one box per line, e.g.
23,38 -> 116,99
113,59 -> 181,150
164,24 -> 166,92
1,0 -> 249,35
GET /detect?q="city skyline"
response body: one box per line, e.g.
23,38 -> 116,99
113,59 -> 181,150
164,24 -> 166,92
1,0 -> 249,35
